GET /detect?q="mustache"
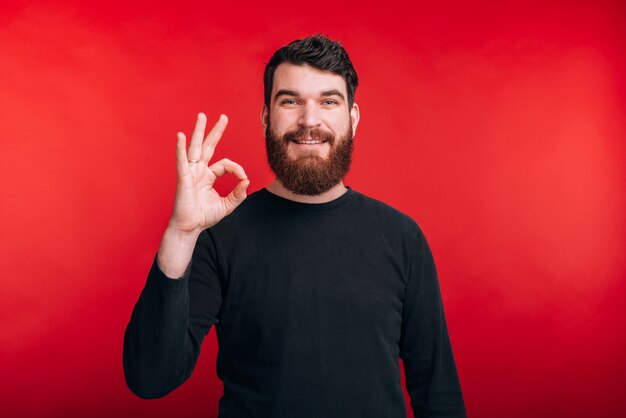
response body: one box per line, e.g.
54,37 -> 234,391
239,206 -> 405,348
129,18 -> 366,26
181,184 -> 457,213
283,127 -> 334,143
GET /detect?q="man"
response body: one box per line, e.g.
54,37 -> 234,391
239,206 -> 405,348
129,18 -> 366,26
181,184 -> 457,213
124,35 -> 466,417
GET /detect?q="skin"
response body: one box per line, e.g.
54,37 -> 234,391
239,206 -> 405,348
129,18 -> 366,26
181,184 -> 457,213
157,63 -> 360,278
262,63 -> 360,203
156,113 -> 250,278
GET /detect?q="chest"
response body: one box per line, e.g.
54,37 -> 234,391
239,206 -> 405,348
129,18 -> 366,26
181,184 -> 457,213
215,222 -> 407,348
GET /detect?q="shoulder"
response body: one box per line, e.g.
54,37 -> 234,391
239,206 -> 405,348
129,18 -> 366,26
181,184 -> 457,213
350,191 -> 435,281
350,190 -> 423,238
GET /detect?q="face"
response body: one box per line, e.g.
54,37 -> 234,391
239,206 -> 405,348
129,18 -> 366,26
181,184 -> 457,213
262,63 -> 360,195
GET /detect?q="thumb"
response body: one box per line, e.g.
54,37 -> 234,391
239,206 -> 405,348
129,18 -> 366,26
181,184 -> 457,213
223,179 -> 250,213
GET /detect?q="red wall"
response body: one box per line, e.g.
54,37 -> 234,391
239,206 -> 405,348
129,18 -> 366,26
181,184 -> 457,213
1,1 -> 625,416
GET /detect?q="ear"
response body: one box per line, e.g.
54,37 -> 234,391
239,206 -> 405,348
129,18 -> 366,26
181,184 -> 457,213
350,102 -> 360,137
261,104 -> 269,132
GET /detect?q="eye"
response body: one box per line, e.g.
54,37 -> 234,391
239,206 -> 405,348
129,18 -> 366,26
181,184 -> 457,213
281,99 -> 298,105
322,99 -> 338,105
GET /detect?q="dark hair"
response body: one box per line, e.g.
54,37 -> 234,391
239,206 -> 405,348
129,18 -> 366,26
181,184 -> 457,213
263,34 -> 359,108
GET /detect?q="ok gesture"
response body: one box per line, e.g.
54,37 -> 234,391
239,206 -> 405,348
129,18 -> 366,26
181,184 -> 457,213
169,113 -> 250,235
158,113 -> 249,278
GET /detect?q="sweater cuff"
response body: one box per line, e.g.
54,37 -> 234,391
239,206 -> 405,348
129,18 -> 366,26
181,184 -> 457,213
150,254 -> 191,295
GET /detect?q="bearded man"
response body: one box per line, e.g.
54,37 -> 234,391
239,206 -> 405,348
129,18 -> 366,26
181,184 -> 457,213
124,35 -> 466,418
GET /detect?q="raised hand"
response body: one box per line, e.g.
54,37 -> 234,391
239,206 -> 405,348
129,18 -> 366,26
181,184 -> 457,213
169,112 -> 249,234
157,113 -> 249,278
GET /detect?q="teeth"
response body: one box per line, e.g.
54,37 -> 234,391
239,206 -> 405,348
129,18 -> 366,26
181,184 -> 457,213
294,140 -> 323,144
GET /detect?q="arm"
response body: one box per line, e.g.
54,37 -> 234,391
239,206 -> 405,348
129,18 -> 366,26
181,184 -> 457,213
123,113 -> 248,398
123,230 -> 221,399
159,112 -> 249,278
399,229 -> 466,417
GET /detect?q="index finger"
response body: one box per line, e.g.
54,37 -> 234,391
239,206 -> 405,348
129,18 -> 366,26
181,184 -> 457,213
201,114 -> 228,162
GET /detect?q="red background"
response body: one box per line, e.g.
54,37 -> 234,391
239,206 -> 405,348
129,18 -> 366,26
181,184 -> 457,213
1,1 -> 625,416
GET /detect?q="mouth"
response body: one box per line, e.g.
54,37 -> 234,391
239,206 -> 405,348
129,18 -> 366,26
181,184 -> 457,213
291,139 -> 327,145
284,128 -> 334,146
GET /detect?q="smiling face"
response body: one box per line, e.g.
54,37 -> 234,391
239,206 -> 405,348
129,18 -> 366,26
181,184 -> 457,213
262,63 -> 360,195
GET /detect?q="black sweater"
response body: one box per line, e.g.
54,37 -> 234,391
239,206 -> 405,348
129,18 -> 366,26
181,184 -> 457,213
124,188 -> 465,417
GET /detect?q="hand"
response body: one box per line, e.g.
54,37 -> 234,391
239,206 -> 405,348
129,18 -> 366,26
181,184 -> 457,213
169,113 -> 249,235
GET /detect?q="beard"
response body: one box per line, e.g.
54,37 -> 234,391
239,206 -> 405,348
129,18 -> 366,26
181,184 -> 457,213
265,121 -> 354,196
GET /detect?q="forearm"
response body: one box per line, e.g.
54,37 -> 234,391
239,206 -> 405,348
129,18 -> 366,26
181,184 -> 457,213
403,315 -> 466,417
157,226 -> 201,279
123,258 -> 198,399
401,229 -> 466,417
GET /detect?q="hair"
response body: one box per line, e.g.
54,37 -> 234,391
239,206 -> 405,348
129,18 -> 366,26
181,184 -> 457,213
263,34 -> 359,108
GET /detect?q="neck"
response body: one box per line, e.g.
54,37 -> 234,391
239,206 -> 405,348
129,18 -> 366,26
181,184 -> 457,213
266,179 -> 348,204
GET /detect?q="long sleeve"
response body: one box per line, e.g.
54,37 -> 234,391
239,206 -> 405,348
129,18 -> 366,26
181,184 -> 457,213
399,229 -> 466,417
123,230 -> 222,399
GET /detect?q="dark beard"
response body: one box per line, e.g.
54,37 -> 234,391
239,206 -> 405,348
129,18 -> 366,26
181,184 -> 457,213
265,123 -> 354,196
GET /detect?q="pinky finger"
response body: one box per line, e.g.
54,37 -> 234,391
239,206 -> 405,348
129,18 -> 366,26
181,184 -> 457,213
175,132 -> 189,176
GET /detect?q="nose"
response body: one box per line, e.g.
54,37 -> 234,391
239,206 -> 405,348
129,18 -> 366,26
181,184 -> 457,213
298,101 -> 321,128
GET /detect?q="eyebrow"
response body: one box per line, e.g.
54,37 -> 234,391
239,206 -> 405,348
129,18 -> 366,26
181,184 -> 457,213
320,89 -> 346,101
274,89 -> 299,101
274,89 -> 346,101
